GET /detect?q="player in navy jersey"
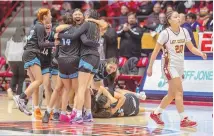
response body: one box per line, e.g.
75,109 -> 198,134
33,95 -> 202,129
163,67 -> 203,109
91,86 -> 152,118
54,9 -> 101,124
13,8 -> 54,117
40,23 -> 55,108
42,12 -> 99,123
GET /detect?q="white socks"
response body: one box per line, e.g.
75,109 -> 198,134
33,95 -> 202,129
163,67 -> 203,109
154,106 -> 164,114
179,112 -> 187,120
61,111 -> 66,115
76,110 -> 82,117
34,105 -> 39,110
53,108 -> 60,113
85,109 -> 92,116
47,107 -> 52,113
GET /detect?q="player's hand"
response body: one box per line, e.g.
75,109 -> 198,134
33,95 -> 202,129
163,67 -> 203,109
54,40 -> 60,46
201,52 -> 207,60
127,24 -> 131,30
111,108 -> 117,114
123,23 -> 129,31
147,67 -> 152,77
89,88 -> 94,95
54,33 -> 59,39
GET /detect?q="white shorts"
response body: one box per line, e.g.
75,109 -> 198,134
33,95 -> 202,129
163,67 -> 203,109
161,66 -> 184,81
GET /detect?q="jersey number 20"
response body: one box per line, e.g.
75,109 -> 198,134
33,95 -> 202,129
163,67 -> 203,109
62,38 -> 71,46
175,45 -> 184,53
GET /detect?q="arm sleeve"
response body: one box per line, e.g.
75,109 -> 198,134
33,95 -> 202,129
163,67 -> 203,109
80,34 -> 100,47
157,30 -> 168,46
183,28 -> 192,43
128,27 -> 143,39
117,25 -> 125,37
36,24 -> 54,48
58,22 -> 89,40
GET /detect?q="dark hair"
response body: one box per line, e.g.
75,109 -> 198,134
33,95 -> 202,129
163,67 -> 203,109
97,95 -> 108,109
187,13 -> 197,20
91,94 -> 111,118
71,8 -> 84,25
62,12 -> 73,24
127,12 -> 136,18
72,8 -> 83,14
84,9 -> 100,19
12,26 -> 26,42
92,108 -> 111,118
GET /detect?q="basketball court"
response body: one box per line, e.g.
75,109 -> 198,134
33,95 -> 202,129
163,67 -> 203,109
0,94 -> 212,136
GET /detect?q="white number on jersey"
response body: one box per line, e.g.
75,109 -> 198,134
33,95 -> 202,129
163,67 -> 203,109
62,38 -> 71,46
27,30 -> 34,40
42,48 -> 48,56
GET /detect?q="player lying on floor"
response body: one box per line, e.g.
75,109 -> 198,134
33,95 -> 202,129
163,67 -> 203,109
91,86 -> 152,118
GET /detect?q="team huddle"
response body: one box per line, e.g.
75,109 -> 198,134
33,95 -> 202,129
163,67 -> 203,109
12,7 -> 206,128
12,8 -> 148,124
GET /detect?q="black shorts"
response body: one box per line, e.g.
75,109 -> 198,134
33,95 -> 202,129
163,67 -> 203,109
124,93 -> 139,116
23,50 -> 41,69
23,50 -> 39,63
40,54 -> 52,70
51,57 -> 58,70
58,57 -> 80,79
79,55 -> 100,74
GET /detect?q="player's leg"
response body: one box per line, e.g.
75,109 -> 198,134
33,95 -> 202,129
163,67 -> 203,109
42,71 -> 52,106
42,75 -> 63,123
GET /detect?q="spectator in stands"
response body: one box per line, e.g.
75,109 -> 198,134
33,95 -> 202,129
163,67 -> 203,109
206,14 -> 213,31
166,5 -> 173,13
60,2 -> 72,15
198,6 -> 210,31
186,13 -> 201,32
180,13 -> 197,51
51,8 -> 59,27
154,13 -> 166,33
5,26 -> 26,99
146,2 -> 161,30
103,24 -> 118,59
119,5 -> 129,25
117,12 -> 143,59
136,1 -> 153,22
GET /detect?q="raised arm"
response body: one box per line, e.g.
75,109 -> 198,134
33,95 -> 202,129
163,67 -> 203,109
86,18 -> 108,30
128,26 -> 143,39
117,25 -> 125,37
80,34 -> 100,47
55,24 -> 70,33
57,22 -> 89,40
